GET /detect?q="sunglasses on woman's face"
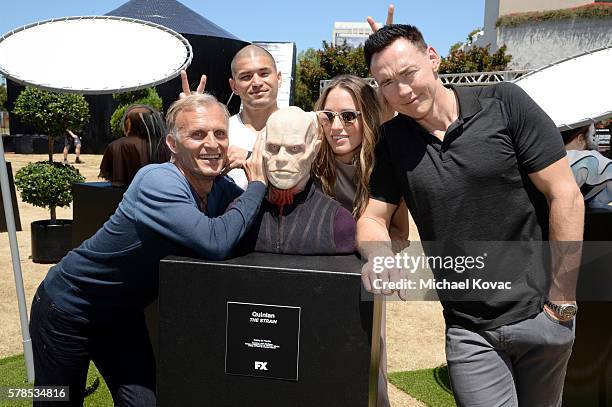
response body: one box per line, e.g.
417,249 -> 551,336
316,110 -> 361,126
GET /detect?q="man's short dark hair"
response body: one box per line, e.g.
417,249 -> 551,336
230,44 -> 277,77
364,24 -> 428,68
560,125 -> 590,145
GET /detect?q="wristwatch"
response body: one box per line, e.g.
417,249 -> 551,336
545,300 -> 578,320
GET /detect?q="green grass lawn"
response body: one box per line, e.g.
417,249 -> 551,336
1,353 -> 455,407
0,354 -> 112,406
389,365 -> 457,407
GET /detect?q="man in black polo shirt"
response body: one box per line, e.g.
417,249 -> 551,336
359,25 -> 584,406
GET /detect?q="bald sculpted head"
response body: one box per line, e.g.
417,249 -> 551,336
264,107 -> 322,190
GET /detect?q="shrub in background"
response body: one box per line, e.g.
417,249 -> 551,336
110,88 -> 163,137
15,161 -> 85,222
295,43 -> 369,111
12,87 -> 90,162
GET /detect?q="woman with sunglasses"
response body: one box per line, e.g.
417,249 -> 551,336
313,74 -> 410,407
313,74 -> 409,238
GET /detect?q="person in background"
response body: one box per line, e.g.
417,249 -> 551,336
99,104 -> 170,187
597,121 -> 612,159
63,129 -> 82,164
563,123 -> 599,152
179,44 -> 282,189
562,123 -> 612,211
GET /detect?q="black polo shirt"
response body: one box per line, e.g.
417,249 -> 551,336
370,82 -> 567,330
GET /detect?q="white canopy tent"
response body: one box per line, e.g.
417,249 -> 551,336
0,16 -> 192,94
0,16 -> 192,382
513,45 -> 612,131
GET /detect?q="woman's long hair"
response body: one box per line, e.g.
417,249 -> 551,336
121,104 -> 169,163
312,75 -> 382,218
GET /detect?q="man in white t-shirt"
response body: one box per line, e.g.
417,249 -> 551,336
225,45 -> 282,189
178,45 -> 281,189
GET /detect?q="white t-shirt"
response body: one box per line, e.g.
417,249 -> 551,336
228,113 -> 260,190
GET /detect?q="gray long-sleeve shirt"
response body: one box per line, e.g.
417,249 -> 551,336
43,162 -> 266,321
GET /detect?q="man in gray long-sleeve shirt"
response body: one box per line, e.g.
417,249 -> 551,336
29,93 -> 268,406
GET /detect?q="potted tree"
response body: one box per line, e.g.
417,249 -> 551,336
12,87 -> 90,263
12,86 -> 90,162
15,162 -> 85,263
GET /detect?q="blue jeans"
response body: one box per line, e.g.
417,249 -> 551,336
446,310 -> 575,407
29,284 -> 156,406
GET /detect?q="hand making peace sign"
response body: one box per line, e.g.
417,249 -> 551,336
179,69 -> 207,99
367,4 -> 394,33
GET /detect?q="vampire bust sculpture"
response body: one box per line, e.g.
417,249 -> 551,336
240,106 -> 356,255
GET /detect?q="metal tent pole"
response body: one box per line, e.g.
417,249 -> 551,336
0,136 -> 35,383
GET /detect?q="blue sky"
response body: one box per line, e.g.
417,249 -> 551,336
0,0 -> 485,57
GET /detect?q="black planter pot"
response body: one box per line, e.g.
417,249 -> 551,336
31,136 -> 49,154
54,137 -> 64,153
14,135 -> 33,154
31,135 -> 64,154
31,135 -> 63,154
2,135 -> 16,152
31,219 -> 73,264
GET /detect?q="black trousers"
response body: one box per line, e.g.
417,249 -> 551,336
29,284 -> 156,406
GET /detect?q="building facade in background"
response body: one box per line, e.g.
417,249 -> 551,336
471,0 -> 612,69
332,22 -> 377,48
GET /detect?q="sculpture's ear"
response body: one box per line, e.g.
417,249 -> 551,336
307,110 -> 323,143
304,112 -> 321,158
307,111 -> 318,127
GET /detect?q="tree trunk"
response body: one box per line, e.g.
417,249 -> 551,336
50,206 -> 57,223
48,134 -> 54,162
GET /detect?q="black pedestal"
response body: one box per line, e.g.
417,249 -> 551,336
0,162 -> 22,232
158,253 -> 376,406
71,182 -> 125,247
563,210 -> 612,406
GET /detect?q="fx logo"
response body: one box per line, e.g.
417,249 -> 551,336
254,361 -> 268,371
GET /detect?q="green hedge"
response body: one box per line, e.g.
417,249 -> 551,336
497,3 -> 612,27
15,161 -> 85,210
110,88 -> 163,137
12,87 -> 90,160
